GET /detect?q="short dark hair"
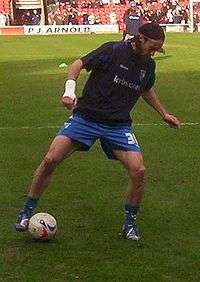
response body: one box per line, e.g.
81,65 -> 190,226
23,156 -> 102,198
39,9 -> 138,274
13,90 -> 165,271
139,22 -> 165,42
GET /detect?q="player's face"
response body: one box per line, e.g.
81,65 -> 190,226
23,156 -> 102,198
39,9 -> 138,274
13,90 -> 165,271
137,35 -> 164,57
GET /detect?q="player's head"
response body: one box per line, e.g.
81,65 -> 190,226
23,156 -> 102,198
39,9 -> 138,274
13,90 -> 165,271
129,1 -> 136,7
135,22 -> 165,56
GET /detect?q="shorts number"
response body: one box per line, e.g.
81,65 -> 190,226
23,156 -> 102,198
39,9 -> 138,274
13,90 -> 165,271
64,122 -> 71,128
125,132 -> 138,145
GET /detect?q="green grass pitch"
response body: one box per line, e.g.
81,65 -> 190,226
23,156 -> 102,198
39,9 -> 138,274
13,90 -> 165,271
0,33 -> 200,281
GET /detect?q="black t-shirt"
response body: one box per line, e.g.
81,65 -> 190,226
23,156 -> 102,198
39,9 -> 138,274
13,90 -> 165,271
124,13 -> 143,36
74,40 -> 156,126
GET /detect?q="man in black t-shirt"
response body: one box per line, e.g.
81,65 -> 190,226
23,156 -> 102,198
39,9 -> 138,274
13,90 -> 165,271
123,4 -> 143,40
15,23 -> 180,241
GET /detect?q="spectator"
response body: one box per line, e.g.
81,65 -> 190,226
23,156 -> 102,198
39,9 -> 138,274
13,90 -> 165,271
82,13 -> 89,24
62,11 -> 70,24
68,12 -> 78,24
31,10 -> 41,25
88,13 -> 96,24
109,11 -> 117,24
22,11 -> 32,25
54,10 -> 64,24
0,11 -> 7,26
47,0 -> 58,13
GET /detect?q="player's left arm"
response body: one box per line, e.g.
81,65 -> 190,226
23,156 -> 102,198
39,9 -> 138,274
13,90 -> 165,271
141,87 -> 181,129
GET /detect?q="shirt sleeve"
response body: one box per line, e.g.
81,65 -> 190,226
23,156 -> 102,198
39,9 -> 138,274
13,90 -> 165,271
80,41 -> 115,72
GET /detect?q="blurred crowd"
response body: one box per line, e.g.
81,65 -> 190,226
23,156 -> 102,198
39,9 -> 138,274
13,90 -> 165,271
0,0 -> 200,27
45,0 -> 200,26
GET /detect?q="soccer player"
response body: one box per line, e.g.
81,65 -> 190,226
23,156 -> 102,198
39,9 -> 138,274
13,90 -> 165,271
123,3 -> 143,41
15,22 -> 180,241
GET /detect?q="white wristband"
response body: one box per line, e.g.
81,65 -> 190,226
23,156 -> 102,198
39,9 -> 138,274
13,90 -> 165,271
63,80 -> 76,100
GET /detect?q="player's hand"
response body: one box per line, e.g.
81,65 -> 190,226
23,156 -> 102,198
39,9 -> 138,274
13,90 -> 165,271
163,113 -> 181,129
61,96 -> 77,110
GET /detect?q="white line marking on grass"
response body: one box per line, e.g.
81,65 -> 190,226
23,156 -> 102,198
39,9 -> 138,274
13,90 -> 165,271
0,122 -> 199,131
134,122 -> 199,126
0,125 -> 60,131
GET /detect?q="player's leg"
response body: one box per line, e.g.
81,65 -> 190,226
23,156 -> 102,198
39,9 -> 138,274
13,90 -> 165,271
114,150 -> 145,241
101,125 -> 144,241
15,136 -> 79,231
29,136 -> 79,198
15,115 -> 100,232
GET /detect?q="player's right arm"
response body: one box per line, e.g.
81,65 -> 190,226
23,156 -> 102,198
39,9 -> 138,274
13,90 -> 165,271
62,42 -> 115,110
62,59 -> 83,110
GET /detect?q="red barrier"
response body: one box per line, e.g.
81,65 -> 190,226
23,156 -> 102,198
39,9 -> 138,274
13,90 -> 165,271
0,27 -> 24,35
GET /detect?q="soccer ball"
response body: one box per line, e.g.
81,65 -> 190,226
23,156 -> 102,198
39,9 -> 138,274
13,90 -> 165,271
28,212 -> 57,240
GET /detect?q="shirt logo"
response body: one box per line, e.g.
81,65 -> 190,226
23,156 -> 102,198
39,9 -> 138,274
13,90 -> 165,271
113,75 -> 140,91
120,64 -> 129,71
129,15 -> 140,20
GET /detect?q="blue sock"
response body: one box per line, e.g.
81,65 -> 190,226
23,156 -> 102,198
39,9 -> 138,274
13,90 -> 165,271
124,203 -> 140,226
23,197 -> 39,212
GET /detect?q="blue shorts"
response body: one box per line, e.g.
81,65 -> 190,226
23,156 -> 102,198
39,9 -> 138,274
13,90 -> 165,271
57,115 -> 141,160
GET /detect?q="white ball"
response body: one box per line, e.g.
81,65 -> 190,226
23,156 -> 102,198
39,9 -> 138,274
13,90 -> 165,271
28,212 -> 57,240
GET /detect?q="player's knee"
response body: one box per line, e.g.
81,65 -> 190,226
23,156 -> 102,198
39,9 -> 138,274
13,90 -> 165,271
41,156 -> 59,174
129,164 -> 145,180
139,165 -> 145,177
136,164 -> 145,178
